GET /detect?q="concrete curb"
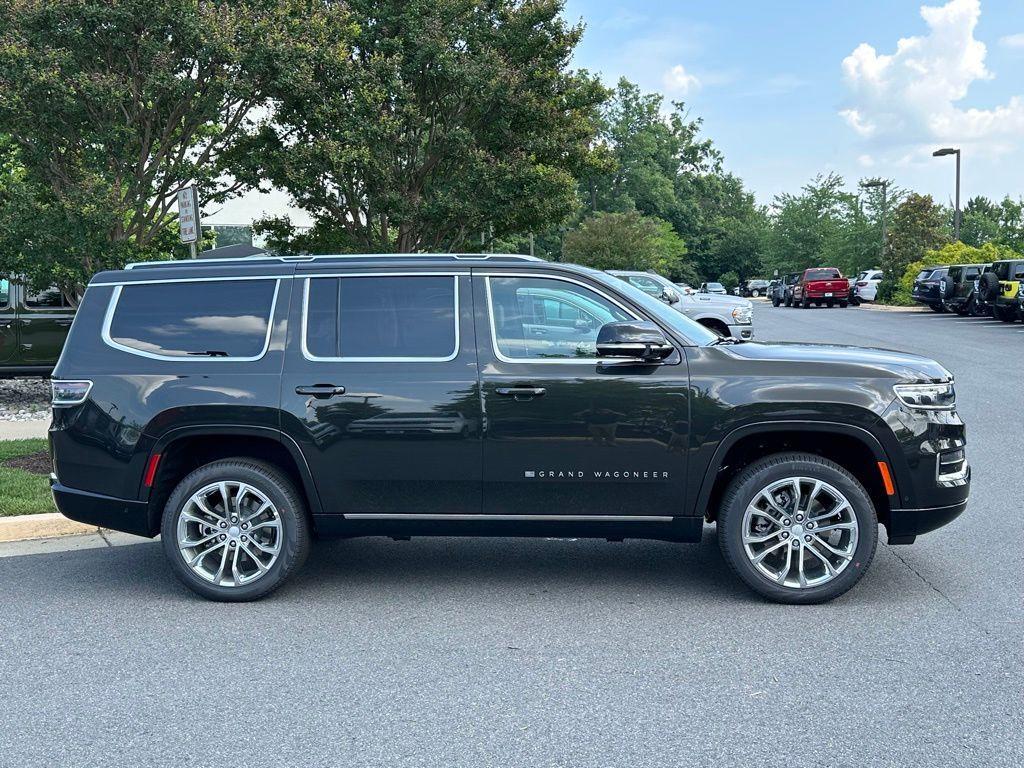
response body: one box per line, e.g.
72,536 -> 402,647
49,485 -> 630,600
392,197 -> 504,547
0,419 -> 50,440
0,512 -> 99,543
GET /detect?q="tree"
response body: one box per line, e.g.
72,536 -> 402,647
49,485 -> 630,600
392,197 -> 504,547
877,193 -> 948,302
959,196 -> 1001,247
238,0 -> 606,254
0,0 -> 354,298
562,211 -> 689,278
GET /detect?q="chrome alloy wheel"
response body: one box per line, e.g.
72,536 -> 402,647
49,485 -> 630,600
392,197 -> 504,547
741,477 -> 859,589
176,481 -> 282,587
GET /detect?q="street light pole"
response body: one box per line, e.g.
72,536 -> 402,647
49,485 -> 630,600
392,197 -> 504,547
932,147 -> 961,241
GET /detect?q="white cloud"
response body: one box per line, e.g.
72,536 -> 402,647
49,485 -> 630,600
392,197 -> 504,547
839,0 -> 1024,150
999,33 -> 1024,48
662,64 -> 701,95
857,154 -> 876,168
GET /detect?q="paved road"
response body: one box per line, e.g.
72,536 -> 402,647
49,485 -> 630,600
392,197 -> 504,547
0,304 -> 1020,767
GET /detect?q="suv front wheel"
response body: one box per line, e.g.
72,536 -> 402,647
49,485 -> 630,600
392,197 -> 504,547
718,452 -> 878,604
161,459 -> 311,601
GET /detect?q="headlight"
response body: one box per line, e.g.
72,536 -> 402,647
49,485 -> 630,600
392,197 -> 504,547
893,381 -> 955,410
731,306 -> 753,324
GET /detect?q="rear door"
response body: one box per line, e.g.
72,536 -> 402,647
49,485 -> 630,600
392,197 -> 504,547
474,269 -> 691,518
279,267 -> 482,517
19,285 -> 75,364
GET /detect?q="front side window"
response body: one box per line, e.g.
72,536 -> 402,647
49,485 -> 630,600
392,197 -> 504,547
107,279 -> 277,358
305,275 -> 457,360
488,276 -> 631,360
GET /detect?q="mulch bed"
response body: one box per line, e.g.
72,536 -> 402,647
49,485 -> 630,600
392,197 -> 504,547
2,451 -> 51,475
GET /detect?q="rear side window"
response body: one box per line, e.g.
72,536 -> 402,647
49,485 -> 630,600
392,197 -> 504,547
305,275 -> 457,360
805,269 -> 841,280
25,286 -> 70,309
0,279 -> 8,308
106,279 -> 277,359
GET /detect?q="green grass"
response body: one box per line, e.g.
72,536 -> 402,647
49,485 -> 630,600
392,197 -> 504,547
0,438 -> 57,517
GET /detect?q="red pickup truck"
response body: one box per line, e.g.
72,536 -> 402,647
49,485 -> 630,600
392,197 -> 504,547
791,267 -> 849,308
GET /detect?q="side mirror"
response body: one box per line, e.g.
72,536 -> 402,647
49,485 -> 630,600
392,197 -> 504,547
661,287 -> 680,305
596,321 -> 674,362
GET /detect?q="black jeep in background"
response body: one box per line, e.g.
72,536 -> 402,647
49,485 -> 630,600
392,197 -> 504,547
0,279 -> 75,377
941,264 -> 987,316
49,254 -> 969,605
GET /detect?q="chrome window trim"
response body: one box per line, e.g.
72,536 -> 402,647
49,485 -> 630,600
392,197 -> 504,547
343,513 -> 673,522
100,279 -> 280,362
482,272 -> 640,365
91,274 -> 294,287
301,273 -> 462,363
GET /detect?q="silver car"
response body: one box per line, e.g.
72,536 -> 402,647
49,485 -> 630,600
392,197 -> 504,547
608,271 -> 754,340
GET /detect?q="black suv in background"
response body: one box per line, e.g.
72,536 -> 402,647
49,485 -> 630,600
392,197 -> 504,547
911,266 -> 950,312
50,254 -> 969,604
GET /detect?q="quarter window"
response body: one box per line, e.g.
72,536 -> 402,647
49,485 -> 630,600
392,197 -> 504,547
107,279 -> 277,358
487,276 -> 631,360
305,275 -> 457,360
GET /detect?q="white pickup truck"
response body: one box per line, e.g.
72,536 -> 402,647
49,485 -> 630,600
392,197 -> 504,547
607,270 -> 754,340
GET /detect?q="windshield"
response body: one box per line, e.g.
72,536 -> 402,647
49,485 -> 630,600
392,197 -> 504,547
588,270 -> 719,346
805,269 -> 841,280
915,269 -> 932,281
707,282 -> 724,290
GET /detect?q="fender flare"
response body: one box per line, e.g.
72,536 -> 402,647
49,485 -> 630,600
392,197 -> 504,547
691,419 -> 897,517
142,424 -> 325,517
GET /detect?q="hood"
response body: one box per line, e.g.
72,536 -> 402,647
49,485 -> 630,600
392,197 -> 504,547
718,341 -> 951,382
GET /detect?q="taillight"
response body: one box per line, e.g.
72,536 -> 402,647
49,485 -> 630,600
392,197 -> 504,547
51,380 -> 93,406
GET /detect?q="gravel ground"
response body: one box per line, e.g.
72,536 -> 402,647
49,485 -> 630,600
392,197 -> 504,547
0,305 -> 1020,767
0,379 -> 51,422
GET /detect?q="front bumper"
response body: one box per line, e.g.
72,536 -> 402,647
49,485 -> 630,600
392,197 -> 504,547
727,324 -> 754,340
887,495 -> 970,544
50,476 -> 156,537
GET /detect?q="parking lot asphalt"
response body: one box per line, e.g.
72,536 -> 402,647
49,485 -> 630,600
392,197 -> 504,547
0,303 -> 1020,768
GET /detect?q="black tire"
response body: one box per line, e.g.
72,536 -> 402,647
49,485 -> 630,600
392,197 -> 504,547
978,272 -> 1000,303
928,303 -> 944,312
826,300 -> 834,308
801,296 -> 810,309
717,452 -> 878,604
995,305 -> 1017,323
161,459 -> 311,602
772,296 -> 781,307
838,301 -> 848,308
784,295 -> 792,307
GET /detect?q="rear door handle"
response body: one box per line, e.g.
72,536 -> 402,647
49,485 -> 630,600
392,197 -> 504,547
495,386 -> 546,399
295,384 -> 346,398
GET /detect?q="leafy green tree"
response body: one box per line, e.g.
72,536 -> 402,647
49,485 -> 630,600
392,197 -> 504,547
959,196 -> 1001,247
994,197 -> 1024,253
0,0 -> 353,297
562,211 -> 688,277
878,193 -> 949,302
239,0 -> 606,254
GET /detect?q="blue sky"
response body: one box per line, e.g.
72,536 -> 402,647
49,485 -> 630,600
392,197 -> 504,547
215,0 -> 1024,226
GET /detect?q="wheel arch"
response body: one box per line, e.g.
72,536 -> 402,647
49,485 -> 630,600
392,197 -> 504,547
142,425 -> 324,536
694,421 -> 897,528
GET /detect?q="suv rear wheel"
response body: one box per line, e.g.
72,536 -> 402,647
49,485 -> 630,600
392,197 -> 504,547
161,459 -> 310,601
717,452 -> 878,604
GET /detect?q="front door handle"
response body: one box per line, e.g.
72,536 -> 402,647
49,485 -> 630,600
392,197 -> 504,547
295,384 -> 346,398
495,386 -> 546,399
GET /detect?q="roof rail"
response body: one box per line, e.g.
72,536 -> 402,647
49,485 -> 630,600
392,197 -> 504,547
124,253 -> 544,270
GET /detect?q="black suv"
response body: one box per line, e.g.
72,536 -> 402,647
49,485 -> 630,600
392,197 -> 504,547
49,254 -> 970,604
911,265 -> 950,312
940,263 -> 988,316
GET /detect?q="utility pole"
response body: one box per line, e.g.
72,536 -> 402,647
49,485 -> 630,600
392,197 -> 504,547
932,147 -> 961,241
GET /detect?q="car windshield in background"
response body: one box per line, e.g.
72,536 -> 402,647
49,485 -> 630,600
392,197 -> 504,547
916,270 -> 933,281
707,283 -> 724,290
587,270 -> 719,346
806,269 -> 840,280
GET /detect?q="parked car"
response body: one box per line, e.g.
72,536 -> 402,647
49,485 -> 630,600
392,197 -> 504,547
0,278 -> 76,378
851,269 -> 883,304
51,253 -> 968,604
740,279 -> 771,298
771,273 -> 800,307
941,264 -> 988,316
911,265 -> 950,312
986,258 -> 1024,323
699,282 -> 727,295
791,268 -> 849,308
608,270 -> 754,340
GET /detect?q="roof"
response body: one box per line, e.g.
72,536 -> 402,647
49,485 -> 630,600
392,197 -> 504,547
125,253 -> 543,271
197,244 -> 269,259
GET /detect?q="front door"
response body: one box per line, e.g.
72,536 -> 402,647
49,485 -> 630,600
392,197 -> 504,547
280,269 -> 482,517
474,271 -> 690,518
0,279 -> 15,363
